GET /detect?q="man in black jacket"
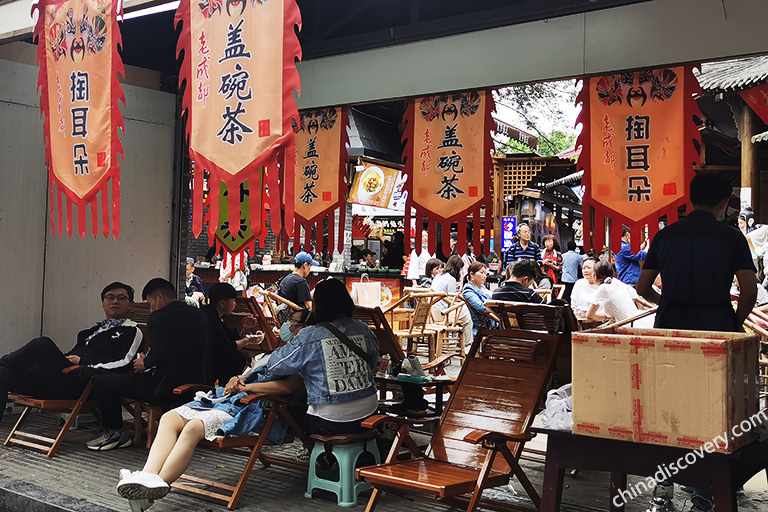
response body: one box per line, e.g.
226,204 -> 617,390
88,278 -> 210,451
0,282 -> 142,423
492,260 -> 545,304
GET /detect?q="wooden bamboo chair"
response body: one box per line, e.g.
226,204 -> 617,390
5,367 -> 102,457
356,325 -> 567,512
484,300 -> 577,335
429,293 -> 469,360
5,303 -> 150,457
170,385 -> 314,510
392,291 -> 444,360
352,305 -> 406,365
234,296 -> 284,354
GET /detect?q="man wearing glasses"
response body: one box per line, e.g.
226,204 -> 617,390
0,282 -> 143,425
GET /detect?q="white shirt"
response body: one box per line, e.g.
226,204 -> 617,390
591,279 -> 653,326
407,247 -> 434,280
308,393 -> 378,422
570,278 -> 600,315
431,272 -> 458,309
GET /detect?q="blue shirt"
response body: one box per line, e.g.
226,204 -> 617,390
561,250 -> 583,284
614,241 -> 646,284
462,282 -> 495,336
504,240 -> 542,268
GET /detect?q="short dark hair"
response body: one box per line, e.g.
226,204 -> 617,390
593,260 -> 616,281
566,240 -> 577,251
424,258 -> 443,277
361,249 -> 374,258
511,259 -> 539,280
622,226 -> 631,237
464,261 -> 487,284
313,278 -> 354,322
141,278 -> 176,301
290,308 -> 314,326
101,282 -> 134,302
208,283 -> 237,305
690,172 -> 732,207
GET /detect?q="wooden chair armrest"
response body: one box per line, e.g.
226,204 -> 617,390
265,291 -> 302,311
463,429 -> 533,445
443,302 -> 465,315
361,414 -> 438,428
422,353 -> 458,371
383,295 -> 410,313
173,383 -> 215,395
61,365 -> 107,376
589,306 -> 658,331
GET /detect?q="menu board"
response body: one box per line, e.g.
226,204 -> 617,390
348,161 -> 405,209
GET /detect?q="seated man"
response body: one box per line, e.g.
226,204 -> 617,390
277,251 -> 313,309
0,282 -> 142,423
202,283 -> 261,385
492,260 -> 545,303
88,278 -> 210,451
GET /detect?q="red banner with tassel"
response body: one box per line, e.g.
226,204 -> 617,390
402,90 -> 494,258
176,0 -> 301,257
576,66 -> 702,254
289,107 -> 349,255
33,0 -> 125,238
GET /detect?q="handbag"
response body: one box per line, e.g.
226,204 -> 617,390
319,321 -> 376,369
350,275 -> 382,308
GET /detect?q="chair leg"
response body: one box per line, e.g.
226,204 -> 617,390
4,406 -> 32,447
48,380 -> 94,457
132,402 -> 144,446
364,488 -> 381,512
227,408 -> 279,509
146,406 -> 162,450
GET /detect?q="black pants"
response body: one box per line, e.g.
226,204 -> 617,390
304,414 -> 368,436
563,282 -> 575,303
0,337 -> 88,421
93,372 -> 158,430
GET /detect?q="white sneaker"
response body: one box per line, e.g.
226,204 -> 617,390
117,471 -> 169,501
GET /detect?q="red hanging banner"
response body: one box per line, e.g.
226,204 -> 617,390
402,90 -> 494,257
176,0 -> 301,255
739,83 -> 768,125
289,107 -> 349,254
576,66 -> 702,253
33,0 -> 125,238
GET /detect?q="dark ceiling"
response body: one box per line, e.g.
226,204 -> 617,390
109,0 -> 653,88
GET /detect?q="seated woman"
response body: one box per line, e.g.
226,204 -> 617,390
570,257 -> 600,315
116,280 -> 379,510
586,261 -> 654,327
462,261 -> 496,337
419,258 -> 444,288
431,255 -> 473,347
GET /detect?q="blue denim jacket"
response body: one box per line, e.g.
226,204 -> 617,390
462,282 -> 496,336
184,367 -> 288,444
266,316 -> 379,406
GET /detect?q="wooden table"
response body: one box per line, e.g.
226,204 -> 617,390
375,375 -> 455,415
536,428 -> 768,512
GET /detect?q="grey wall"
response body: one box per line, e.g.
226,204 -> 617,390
0,56 -> 176,355
296,0 -> 768,108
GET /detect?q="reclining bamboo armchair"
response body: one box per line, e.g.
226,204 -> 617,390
356,320 -> 568,512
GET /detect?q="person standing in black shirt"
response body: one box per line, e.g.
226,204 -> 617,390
637,172 -> 756,332
637,172 -> 756,512
278,252 -> 313,308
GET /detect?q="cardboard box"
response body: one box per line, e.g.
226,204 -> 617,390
572,327 -> 759,453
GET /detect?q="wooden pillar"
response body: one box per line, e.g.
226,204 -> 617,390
492,159 -> 504,253
742,104 -> 759,218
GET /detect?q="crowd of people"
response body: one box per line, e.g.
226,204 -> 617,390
0,272 -> 380,512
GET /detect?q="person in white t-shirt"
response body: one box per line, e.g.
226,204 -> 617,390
586,260 -> 654,327
406,231 -> 435,282
570,258 -> 600,315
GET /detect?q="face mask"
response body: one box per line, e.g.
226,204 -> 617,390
280,322 -> 295,342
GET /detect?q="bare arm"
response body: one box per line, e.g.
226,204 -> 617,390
735,269 -> 758,326
586,303 -> 609,322
636,269 -> 660,304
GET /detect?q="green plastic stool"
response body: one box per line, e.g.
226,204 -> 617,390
304,431 -> 381,507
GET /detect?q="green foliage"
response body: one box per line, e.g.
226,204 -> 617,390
494,80 -> 579,156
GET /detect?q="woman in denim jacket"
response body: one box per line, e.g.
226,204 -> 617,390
462,261 -> 496,337
266,278 -> 380,436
